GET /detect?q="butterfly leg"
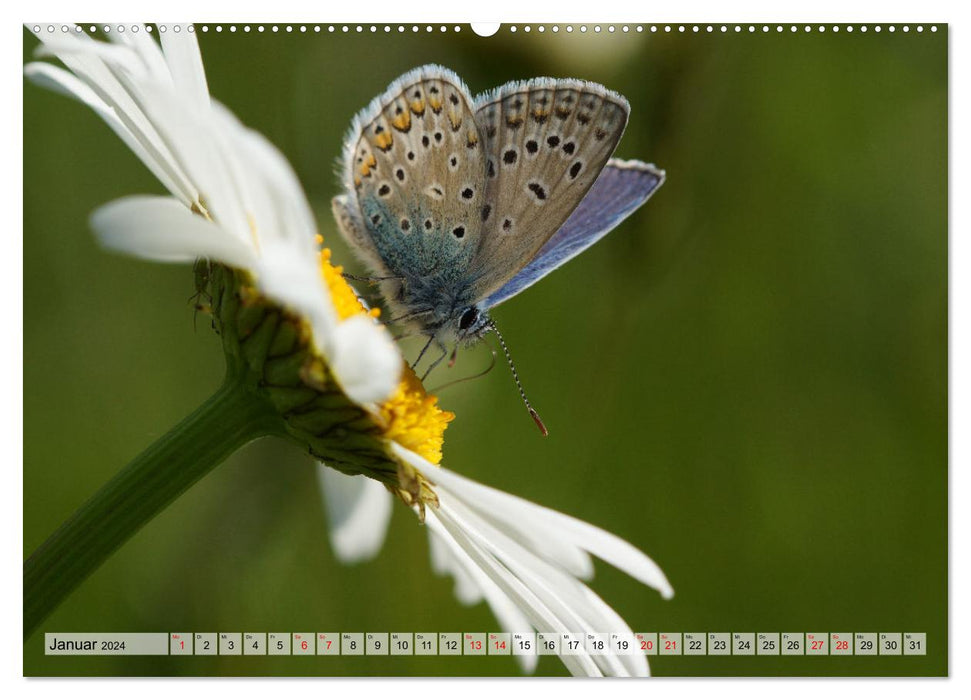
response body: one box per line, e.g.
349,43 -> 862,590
388,308 -> 434,327
411,335 -> 435,370
341,272 -> 404,285
421,340 -> 450,382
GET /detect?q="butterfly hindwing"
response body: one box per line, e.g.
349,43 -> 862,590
339,66 -> 488,295
469,78 -> 630,297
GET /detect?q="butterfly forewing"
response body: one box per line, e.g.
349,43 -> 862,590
340,67 -> 488,289
481,159 -> 666,310
470,79 -> 630,296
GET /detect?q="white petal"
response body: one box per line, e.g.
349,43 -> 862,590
35,35 -> 140,72
90,195 -> 256,268
329,316 -> 402,405
134,88 -> 253,244
576,586 -> 650,677
317,466 -> 392,564
446,476 -> 594,579
210,103 -> 320,252
527,504 -> 673,599
109,26 -> 173,85
428,505 -> 601,677
441,493 -> 635,676
158,29 -> 210,112
401,447 -> 674,599
24,63 -> 191,206
32,30 -> 198,205
253,239 -> 340,350
398,446 -> 593,575
427,529 -> 483,605
425,525 -> 538,674
208,109 -> 280,255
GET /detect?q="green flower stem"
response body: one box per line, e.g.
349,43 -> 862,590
23,371 -> 284,639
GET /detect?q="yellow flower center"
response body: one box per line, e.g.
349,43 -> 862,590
377,366 -> 454,466
317,240 -> 454,465
318,246 -> 383,322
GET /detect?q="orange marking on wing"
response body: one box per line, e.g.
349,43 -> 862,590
392,110 -> 412,131
359,153 -> 377,177
374,131 -> 394,152
448,110 -> 462,131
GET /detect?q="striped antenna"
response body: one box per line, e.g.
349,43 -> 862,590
490,322 -> 548,436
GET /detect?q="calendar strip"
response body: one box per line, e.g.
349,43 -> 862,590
44,632 -> 927,656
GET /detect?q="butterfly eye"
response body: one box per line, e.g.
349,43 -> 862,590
459,306 -> 479,331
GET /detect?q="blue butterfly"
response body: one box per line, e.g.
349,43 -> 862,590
333,65 -> 664,432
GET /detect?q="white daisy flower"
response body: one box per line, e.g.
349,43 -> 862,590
24,23 -> 400,405
27,25 -> 673,677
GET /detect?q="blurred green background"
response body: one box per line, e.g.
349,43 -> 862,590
23,25 -> 947,676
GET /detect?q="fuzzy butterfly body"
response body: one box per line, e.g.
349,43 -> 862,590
333,65 -> 664,420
